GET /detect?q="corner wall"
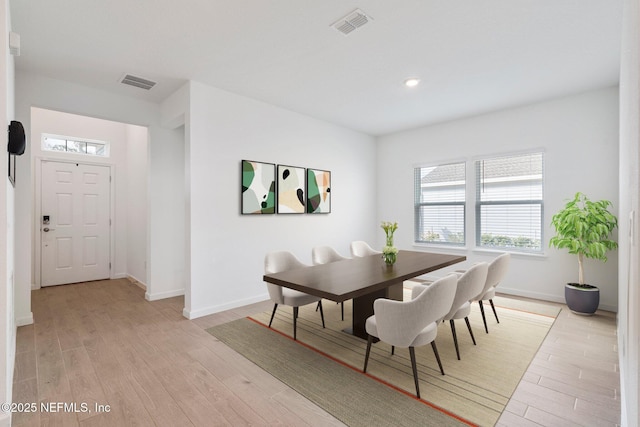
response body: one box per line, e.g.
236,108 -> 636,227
147,124 -> 184,300
125,124 -> 148,285
377,87 -> 620,311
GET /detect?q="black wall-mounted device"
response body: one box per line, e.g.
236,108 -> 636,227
8,120 -> 25,155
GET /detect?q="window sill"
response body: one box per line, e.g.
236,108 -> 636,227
472,247 -> 547,259
411,243 -> 468,254
411,243 -> 548,259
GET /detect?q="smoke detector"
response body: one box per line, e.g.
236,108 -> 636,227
120,74 -> 156,90
332,9 -> 372,36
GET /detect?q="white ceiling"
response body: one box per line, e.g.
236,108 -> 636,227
10,1 -> 623,136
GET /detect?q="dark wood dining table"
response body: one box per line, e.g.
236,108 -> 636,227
263,250 -> 466,339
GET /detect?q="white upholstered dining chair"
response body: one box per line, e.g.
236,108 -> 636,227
443,262 -> 488,360
362,274 -> 458,399
474,252 -> 510,333
265,251 -> 325,340
350,241 -> 381,257
312,246 -> 349,321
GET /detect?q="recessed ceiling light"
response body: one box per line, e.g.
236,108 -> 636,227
404,78 -> 420,88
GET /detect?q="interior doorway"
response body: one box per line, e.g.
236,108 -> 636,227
31,107 -> 149,289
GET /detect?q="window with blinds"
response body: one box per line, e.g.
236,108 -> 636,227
414,162 -> 465,245
475,152 -> 544,252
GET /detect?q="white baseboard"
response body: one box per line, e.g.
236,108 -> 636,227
183,293 -> 269,320
127,275 -> 147,290
412,281 -> 619,313
498,287 -> 618,313
498,286 -> 565,304
16,313 -> 34,326
127,274 -> 146,284
594,303 -> 617,312
31,283 -> 40,290
145,288 -> 185,301
0,412 -> 10,427
112,273 -> 127,279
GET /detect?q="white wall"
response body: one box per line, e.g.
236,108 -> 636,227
184,81 -> 377,318
1,0 -> 15,424
147,124 -> 185,300
149,83 -> 188,302
14,72 -> 184,320
377,87 -> 620,311
29,107 -> 147,285
618,0 -> 639,425
125,124 -> 148,284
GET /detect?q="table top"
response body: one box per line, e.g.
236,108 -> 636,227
263,250 -> 466,302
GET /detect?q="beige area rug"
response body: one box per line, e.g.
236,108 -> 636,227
208,291 -> 559,427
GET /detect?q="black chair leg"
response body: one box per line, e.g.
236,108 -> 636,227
363,335 -> 373,372
341,302 -> 344,321
465,317 -> 476,345
315,301 -> 320,311
479,301 -> 488,333
431,341 -> 445,375
268,303 -> 278,328
391,346 -> 395,355
318,301 -> 325,328
293,307 -> 298,340
450,319 -> 460,360
409,347 -> 420,399
489,299 -> 500,323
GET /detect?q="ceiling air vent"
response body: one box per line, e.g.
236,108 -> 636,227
332,9 -> 372,36
120,74 -> 156,90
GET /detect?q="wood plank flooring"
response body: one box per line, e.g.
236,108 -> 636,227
11,279 -> 619,426
497,300 -> 620,427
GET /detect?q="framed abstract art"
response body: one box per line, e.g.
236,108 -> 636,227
277,164 -> 306,214
241,160 -> 276,214
307,169 -> 331,213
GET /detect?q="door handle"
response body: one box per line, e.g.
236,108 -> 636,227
43,227 -> 55,232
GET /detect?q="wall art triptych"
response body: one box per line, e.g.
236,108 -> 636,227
241,160 -> 331,215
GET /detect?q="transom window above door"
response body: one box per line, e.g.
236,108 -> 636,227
42,134 -> 110,157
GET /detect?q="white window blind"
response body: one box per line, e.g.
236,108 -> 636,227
475,152 -> 543,252
414,162 -> 465,245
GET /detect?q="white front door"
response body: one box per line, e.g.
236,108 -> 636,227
41,161 -> 111,286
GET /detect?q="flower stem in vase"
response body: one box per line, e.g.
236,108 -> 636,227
381,221 -> 399,265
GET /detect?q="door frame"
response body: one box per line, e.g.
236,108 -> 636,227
34,157 -> 116,288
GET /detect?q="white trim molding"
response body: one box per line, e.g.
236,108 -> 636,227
182,293 -> 269,320
145,288 -> 185,302
15,313 -> 33,327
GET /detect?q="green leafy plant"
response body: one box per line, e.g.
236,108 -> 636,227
549,192 -> 618,286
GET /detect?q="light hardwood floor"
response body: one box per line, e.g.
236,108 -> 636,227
497,299 -> 620,427
11,279 -> 619,426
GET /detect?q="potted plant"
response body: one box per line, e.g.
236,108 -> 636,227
549,192 -> 618,315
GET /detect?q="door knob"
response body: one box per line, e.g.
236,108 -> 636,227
43,227 -> 55,232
